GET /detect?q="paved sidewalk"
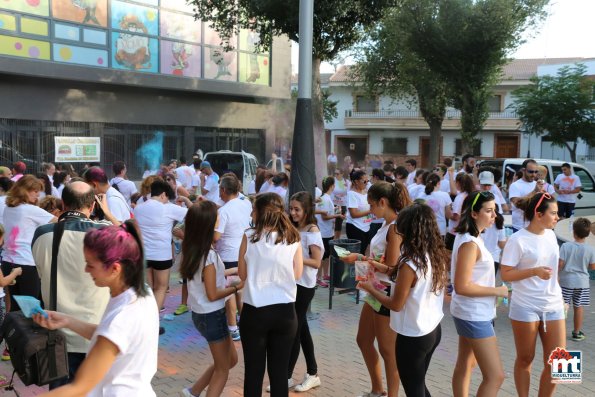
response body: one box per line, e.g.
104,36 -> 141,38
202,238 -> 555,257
2,278 -> 594,396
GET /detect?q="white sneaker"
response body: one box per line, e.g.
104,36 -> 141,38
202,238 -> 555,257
180,388 -> 199,397
266,378 -> 294,392
294,374 -> 321,392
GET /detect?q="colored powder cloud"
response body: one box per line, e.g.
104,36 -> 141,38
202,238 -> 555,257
136,131 -> 163,172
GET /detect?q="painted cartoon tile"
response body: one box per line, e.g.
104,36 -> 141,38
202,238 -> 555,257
111,0 -> 158,36
52,0 -> 107,27
239,52 -> 269,85
160,10 -> 200,43
53,43 -> 107,67
82,28 -> 106,45
203,47 -> 237,81
0,34 -> 50,59
111,31 -> 158,73
160,40 -> 201,78
0,12 -> 17,31
55,22 -> 80,41
21,17 -> 48,36
0,0 -> 49,17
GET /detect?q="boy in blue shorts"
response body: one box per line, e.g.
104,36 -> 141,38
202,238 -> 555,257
559,217 -> 595,341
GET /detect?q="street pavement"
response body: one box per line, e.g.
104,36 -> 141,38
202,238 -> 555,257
2,276 -> 594,397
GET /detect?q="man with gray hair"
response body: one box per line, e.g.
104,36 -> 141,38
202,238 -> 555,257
32,181 -> 117,388
215,175 -> 252,341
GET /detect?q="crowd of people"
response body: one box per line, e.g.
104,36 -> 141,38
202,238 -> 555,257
0,152 -> 592,397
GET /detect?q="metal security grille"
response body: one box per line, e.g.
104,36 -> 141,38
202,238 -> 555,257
0,119 -> 265,180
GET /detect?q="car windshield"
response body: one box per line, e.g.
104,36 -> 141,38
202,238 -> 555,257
206,154 -> 243,180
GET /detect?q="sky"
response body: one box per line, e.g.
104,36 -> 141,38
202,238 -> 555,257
291,0 -> 595,74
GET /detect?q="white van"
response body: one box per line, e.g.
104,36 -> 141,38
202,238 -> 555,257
479,158 -> 595,216
203,150 -> 259,196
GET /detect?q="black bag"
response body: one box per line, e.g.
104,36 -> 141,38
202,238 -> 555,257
1,221 -> 69,386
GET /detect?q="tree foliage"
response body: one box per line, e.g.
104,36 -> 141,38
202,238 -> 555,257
354,6 -> 448,166
399,0 -> 549,152
511,64 -> 595,162
189,0 -> 396,183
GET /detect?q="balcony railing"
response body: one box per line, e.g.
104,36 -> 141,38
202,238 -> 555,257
344,109 -> 518,119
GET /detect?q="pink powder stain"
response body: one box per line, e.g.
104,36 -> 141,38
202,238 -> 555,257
6,226 -> 19,253
14,42 -> 22,50
26,0 -> 40,7
28,46 -> 40,58
97,57 -> 103,65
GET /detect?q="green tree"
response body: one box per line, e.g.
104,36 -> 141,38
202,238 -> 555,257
511,64 -> 595,162
354,6 -> 448,166
400,0 -> 548,153
189,0 -> 395,181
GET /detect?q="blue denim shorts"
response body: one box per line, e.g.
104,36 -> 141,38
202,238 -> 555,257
453,316 -> 495,339
192,308 -> 229,343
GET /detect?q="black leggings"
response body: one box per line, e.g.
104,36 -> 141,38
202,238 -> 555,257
240,302 -> 297,397
396,324 -> 442,397
1,262 -> 40,312
346,223 -> 370,254
288,285 -> 317,378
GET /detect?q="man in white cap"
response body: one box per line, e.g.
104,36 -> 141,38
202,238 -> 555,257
200,161 -> 220,203
478,170 -> 507,213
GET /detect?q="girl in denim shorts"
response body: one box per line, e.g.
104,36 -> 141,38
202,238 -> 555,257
501,192 -> 565,397
179,201 -> 242,397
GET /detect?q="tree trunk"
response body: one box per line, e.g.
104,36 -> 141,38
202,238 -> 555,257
428,121 -> 442,166
565,141 -> 577,163
311,57 -> 328,186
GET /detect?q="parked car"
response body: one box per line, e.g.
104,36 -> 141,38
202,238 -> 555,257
203,150 -> 259,196
479,158 -> 595,216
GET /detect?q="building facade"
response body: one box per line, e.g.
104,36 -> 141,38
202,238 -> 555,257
0,0 -> 292,178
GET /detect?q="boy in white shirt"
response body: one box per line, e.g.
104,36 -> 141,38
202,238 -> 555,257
554,163 -> 582,219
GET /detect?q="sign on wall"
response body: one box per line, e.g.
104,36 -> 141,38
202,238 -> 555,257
55,136 -> 100,162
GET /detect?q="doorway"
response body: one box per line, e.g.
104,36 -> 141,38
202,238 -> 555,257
335,136 -> 368,168
494,135 -> 519,158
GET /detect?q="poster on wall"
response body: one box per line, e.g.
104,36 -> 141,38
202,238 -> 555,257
0,0 -> 49,17
111,31 -> 158,72
203,47 -> 237,81
160,40 -> 200,77
239,53 -> 269,85
111,0 -> 158,35
55,136 -> 100,162
204,24 -> 236,47
52,0 -> 108,27
160,10 -> 200,43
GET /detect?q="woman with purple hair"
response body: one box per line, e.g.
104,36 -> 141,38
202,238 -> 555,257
33,220 -> 159,397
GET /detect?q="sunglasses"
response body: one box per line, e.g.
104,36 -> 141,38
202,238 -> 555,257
526,170 -> 539,174
471,190 -> 494,212
534,193 -> 552,216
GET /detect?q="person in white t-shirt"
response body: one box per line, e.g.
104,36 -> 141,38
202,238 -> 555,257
418,174 -> 452,236
508,159 -> 540,232
536,165 -> 556,196
200,161 -> 221,203
2,175 -> 56,312
315,176 -> 344,287
407,169 -> 427,201
268,172 -> 289,200
190,159 -> 202,196
174,156 -> 195,191
478,173 -> 508,274
133,180 -> 190,334
405,159 -> 417,186
500,192 -> 565,397
238,193 -> 303,397
33,221 -> 159,397
346,170 -> 372,254
214,175 -> 252,342
358,203 -> 447,397
445,173 -> 474,251
83,166 -> 131,223
284,191 -> 324,392
110,161 -> 138,205
332,170 -> 350,240
433,164 -> 456,196
179,201 -> 241,397
554,163 -> 582,219
450,191 -> 508,396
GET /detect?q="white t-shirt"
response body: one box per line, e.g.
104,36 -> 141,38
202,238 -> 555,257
315,194 -> 335,238
418,191 -> 452,235
554,173 -> 581,203
450,233 -> 496,321
500,228 -> 563,313
346,190 -> 372,232
439,179 -> 451,194
110,177 -> 138,205
407,184 -> 424,200
0,195 -> 7,224
191,170 -> 201,192
188,249 -> 227,314
203,174 -> 220,203
331,179 -> 350,207
297,230 -> 324,288
2,204 -> 54,265
509,179 -> 536,230
268,185 -> 288,200
106,187 -> 132,223
247,179 -> 256,195
88,288 -> 158,397
215,196 -> 252,262
390,259 -> 444,337
483,226 -> 506,264
133,199 -> 187,261
259,180 -> 271,193
407,171 -> 416,186
175,165 -> 195,190
242,230 -> 300,308
448,192 -> 468,234
369,220 -> 395,283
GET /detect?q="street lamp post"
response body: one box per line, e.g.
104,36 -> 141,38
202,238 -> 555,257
288,0 -> 316,198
